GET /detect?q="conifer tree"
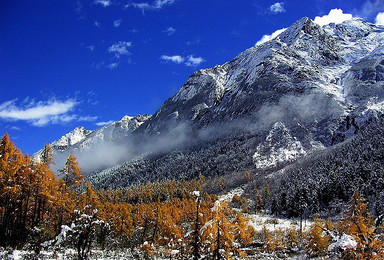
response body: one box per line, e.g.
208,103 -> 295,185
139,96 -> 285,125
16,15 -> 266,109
201,202 -> 243,259
191,193 -> 202,260
287,227 -> 299,249
60,154 -> 84,187
0,133 -> 27,246
0,134 -> 60,248
233,212 -> 254,247
306,218 -> 331,256
255,188 -> 264,212
339,191 -> 384,259
41,143 -> 55,166
262,225 -> 275,252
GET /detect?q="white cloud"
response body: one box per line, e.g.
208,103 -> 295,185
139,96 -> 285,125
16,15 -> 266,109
375,12 -> 384,25
114,19 -> 122,27
107,62 -> 119,69
132,0 -> 175,11
313,8 -> 353,26
255,28 -> 287,46
162,27 -> 176,35
160,55 -> 205,66
270,2 -> 285,14
0,99 -> 80,127
93,61 -> 122,70
79,116 -> 98,122
94,0 -> 111,7
154,0 -> 175,8
185,55 -> 204,67
95,120 -> 114,126
87,45 -> 95,51
9,126 -> 21,131
94,21 -> 100,27
160,55 -> 185,64
132,3 -> 151,9
108,41 -> 132,58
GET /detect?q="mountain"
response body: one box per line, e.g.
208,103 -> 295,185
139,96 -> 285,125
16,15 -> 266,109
34,114 -> 151,172
35,17 -> 384,189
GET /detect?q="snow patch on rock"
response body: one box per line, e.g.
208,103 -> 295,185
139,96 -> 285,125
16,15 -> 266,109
253,122 -> 306,169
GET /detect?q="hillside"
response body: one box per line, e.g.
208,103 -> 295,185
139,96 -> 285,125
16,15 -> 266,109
35,17 -> 384,193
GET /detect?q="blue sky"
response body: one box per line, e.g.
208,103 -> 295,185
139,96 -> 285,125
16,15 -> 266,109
1,0 -> 384,155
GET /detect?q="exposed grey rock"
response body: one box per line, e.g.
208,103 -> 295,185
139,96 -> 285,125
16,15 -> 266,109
35,17 -> 384,188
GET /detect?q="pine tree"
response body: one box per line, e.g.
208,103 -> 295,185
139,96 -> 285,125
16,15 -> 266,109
0,134 -> 60,248
306,218 -> 331,256
0,133 -> 27,246
201,202 -> 241,259
287,227 -> 299,249
255,188 -> 264,212
233,212 -> 254,247
262,225 -> 275,252
339,191 -> 384,259
60,154 -> 84,188
191,194 -> 202,260
41,143 -> 55,166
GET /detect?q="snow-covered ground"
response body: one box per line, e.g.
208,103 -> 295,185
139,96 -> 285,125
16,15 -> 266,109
0,248 -> 139,260
246,213 -> 311,232
218,187 -> 312,233
218,186 -> 245,202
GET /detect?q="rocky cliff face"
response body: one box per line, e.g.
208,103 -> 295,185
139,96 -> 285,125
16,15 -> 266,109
142,17 -> 383,142
36,17 -> 384,188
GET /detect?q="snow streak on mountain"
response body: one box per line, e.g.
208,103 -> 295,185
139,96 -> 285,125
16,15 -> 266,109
35,17 -> 384,188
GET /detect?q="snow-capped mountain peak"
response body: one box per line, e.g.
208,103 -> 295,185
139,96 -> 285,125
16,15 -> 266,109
33,114 -> 151,170
51,126 -> 92,149
36,16 -> 384,188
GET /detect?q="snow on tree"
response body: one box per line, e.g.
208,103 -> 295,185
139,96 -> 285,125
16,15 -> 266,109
60,154 -> 84,188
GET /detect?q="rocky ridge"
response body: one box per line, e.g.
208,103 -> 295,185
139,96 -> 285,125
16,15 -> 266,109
35,16 -> 384,188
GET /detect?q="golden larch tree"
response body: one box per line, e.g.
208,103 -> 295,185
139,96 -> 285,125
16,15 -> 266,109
60,154 -> 84,188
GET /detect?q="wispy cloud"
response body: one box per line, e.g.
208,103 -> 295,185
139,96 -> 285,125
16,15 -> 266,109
160,55 -> 185,64
79,116 -> 98,122
107,62 -> 119,69
162,27 -> 176,35
270,2 -> 285,14
313,9 -> 353,26
185,55 -> 204,67
108,41 -> 132,58
95,120 -> 114,126
94,0 -> 111,7
87,45 -> 95,51
75,1 -> 83,13
114,19 -> 122,27
160,54 -> 205,67
0,98 -> 82,127
9,126 -> 21,131
94,21 -> 101,27
255,28 -> 287,46
187,39 -> 201,46
359,0 -> 384,20
93,61 -> 122,70
132,0 -> 175,12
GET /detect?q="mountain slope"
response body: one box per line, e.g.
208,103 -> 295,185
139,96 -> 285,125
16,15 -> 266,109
34,114 -> 151,172
37,17 -> 384,188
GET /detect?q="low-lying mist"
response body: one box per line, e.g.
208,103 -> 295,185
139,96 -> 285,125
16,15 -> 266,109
52,92 -> 344,175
